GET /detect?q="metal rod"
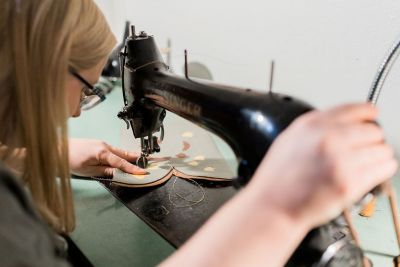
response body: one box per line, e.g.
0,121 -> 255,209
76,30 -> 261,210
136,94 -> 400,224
184,49 -> 188,79
148,134 -> 154,152
124,21 -> 130,40
387,180 -> 400,250
269,60 -> 275,93
120,45 -> 128,106
343,209 -> 361,247
367,35 -> 400,104
167,38 -> 172,67
140,137 -> 145,153
343,209 -> 371,267
131,25 -> 136,38
365,34 -> 400,262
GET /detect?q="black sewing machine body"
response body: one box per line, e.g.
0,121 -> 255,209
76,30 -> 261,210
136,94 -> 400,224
118,31 -> 312,185
117,28 -> 364,266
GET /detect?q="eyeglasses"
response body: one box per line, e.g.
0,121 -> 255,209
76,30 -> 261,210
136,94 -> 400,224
69,69 -> 106,110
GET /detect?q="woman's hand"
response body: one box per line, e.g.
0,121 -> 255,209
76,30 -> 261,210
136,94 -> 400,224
161,103 -> 397,267
68,138 -> 146,177
250,103 -> 398,228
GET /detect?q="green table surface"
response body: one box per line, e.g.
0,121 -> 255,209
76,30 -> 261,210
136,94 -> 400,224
69,88 -> 174,267
69,86 -> 400,266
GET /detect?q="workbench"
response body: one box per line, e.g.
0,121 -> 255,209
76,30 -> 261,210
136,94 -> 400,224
69,87 -> 400,266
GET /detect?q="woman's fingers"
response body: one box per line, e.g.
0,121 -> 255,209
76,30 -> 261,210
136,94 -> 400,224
324,103 -> 378,124
105,144 -> 140,163
105,144 -> 158,162
346,143 -> 394,168
91,166 -> 115,177
337,143 -> 396,193
336,123 -> 384,148
349,158 -> 398,201
98,150 -> 147,175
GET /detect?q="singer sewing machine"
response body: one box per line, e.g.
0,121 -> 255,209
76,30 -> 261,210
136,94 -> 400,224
117,27 -> 312,185
116,26 -> 366,267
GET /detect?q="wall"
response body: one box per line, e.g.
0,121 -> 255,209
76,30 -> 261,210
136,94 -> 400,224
94,0 -> 400,149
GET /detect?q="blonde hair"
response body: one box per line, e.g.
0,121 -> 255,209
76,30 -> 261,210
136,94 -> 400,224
0,0 -> 116,233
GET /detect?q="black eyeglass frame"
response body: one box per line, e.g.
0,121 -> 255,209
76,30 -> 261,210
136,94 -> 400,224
69,68 -> 106,109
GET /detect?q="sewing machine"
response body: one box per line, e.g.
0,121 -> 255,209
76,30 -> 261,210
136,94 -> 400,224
116,26 -> 365,267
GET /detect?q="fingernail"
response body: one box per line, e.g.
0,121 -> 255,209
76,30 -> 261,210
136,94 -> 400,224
136,169 -> 148,175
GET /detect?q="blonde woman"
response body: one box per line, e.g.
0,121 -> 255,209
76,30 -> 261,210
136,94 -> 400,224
0,0 -> 397,266
0,0 -> 147,235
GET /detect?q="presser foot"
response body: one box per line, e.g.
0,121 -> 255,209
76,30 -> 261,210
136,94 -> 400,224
136,155 -> 148,169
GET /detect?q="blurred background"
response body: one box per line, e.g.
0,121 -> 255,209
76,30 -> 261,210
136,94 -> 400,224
93,0 -> 400,149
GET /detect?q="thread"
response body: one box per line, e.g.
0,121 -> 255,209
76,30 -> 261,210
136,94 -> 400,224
168,177 -> 205,208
